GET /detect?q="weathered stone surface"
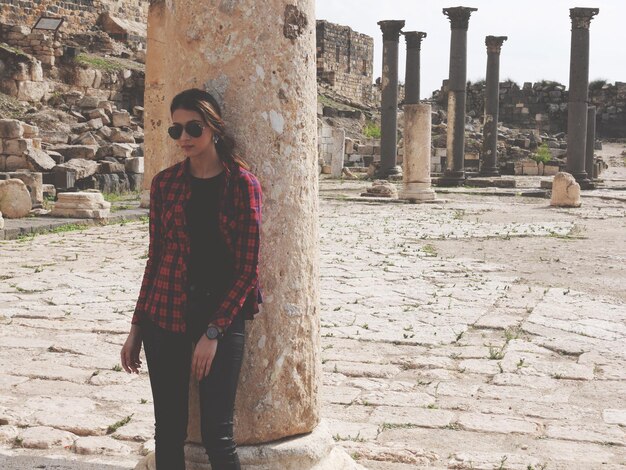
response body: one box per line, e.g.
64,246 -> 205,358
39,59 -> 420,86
0,119 -> 24,139
144,0 -> 320,449
78,96 -> 100,109
603,409 -> 626,426
51,144 -> 98,161
361,180 -> 399,198
73,436 -> 132,455
54,159 -> 98,180
8,171 -> 43,206
74,68 -> 96,88
72,131 -> 99,146
98,161 -> 126,174
457,412 -> 539,435
0,178 -> 31,218
111,111 -> 131,128
125,157 -> 144,174
50,191 -> 111,219
551,172 -> 581,207
25,148 -> 56,171
5,155 -> 28,171
2,138 -> 32,155
17,80 -> 48,102
19,426 -> 76,449
110,128 -> 136,144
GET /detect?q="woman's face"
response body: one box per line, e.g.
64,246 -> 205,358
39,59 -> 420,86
171,108 -> 215,159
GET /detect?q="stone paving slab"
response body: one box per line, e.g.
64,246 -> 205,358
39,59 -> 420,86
0,172 -> 625,468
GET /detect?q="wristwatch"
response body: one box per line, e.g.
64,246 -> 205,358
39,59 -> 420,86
205,325 -> 224,341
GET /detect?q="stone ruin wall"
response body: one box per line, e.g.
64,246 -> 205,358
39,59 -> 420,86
435,79 -> 626,138
316,20 -> 374,106
0,0 -> 148,36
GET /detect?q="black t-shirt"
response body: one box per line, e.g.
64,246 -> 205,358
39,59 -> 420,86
186,172 -> 234,292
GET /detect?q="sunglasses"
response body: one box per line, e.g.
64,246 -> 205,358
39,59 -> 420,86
167,121 -> 206,139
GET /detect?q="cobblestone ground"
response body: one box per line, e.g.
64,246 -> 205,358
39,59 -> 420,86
0,147 -> 625,469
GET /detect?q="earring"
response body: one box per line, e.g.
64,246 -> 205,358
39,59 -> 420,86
213,135 -> 219,144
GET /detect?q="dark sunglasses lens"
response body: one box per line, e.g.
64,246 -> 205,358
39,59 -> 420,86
168,124 -> 183,139
186,122 -> 204,138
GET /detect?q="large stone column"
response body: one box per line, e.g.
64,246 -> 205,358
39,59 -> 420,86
404,31 -> 427,105
377,20 -> 405,178
566,7 -> 599,189
439,6 -> 477,187
139,1 -> 361,469
480,35 -> 507,177
400,103 -> 435,202
585,105 -> 597,179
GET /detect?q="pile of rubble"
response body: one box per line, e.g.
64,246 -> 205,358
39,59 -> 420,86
0,96 -> 144,220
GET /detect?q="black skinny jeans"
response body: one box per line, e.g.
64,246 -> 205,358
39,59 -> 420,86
142,299 -> 245,470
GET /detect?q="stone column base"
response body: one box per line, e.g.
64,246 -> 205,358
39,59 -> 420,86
400,182 -> 436,202
134,422 -> 365,470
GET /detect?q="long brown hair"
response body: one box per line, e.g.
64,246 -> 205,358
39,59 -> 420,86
170,88 -> 249,170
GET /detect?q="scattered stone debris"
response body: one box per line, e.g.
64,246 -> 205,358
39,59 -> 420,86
360,179 -> 398,198
50,190 -> 111,219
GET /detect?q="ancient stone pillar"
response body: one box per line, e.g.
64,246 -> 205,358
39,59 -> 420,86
585,105 -> 597,180
140,1 -> 361,469
480,35 -> 507,177
377,20 -> 405,178
439,6 -> 477,186
330,128 -> 345,178
400,103 -> 435,202
404,31 -> 427,105
566,7 -> 599,189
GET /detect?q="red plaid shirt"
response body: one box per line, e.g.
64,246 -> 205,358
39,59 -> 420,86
132,157 -> 262,333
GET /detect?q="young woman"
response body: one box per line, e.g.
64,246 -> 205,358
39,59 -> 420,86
120,88 -> 262,470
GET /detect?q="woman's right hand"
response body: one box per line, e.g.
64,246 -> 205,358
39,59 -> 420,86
121,325 -> 143,374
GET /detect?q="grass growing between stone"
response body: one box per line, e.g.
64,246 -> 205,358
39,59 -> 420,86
74,53 -> 145,72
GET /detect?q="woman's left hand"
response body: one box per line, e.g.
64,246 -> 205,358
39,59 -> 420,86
192,335 -> 218,381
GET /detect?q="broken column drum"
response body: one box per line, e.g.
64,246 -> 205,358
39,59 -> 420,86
139,1 -> 363,469
403,31 -> 427,105
377,20 -> 405,178
400,103 -> 435,202
585,105 -> 597,179
440,6 -> 477,186
480,35 -> 507,177
566,7 -> 599,189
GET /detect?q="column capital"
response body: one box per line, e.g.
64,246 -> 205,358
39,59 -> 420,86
404,31 -> 427,49
378,20 -> 405,41
443,6 -> 478,30
485,35 -> 508,54
570,7 -> 599,29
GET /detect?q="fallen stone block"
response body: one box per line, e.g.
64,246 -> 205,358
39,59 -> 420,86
112,110 -> 131,127
0,178 -> 32,218
361,179 -> 398,199
9,171 -> 43,206
0,119 -> 24,139
2,138 -> 32,155
26,148 -> 56,172
5,155 -> 28,171
50,191 -> 111,219
51,144 -> 98,161
110,128 -> 135,144
125,156 -> 144,174
98,161 -> 126,174
551,172 -> 581,208
54,158 -> 98,180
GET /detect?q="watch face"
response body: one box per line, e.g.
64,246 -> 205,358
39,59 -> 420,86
206,327 -> 219,339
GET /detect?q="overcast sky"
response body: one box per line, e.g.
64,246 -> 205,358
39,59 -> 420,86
316,0 -> 625,99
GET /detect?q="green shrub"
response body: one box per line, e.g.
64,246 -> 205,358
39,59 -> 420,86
363,122 -> 381,139
531,143 -> 552,164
